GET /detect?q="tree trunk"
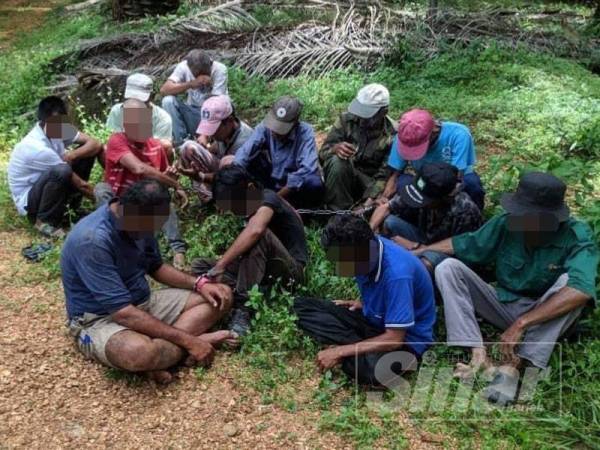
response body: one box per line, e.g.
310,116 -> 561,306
427,0 -> 439,25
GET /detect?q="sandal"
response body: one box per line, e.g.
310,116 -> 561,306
483,368 -> 520,406
34,222 -> 66,239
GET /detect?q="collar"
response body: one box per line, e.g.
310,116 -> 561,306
373,237 -> 384,282
106,200 -> 119,230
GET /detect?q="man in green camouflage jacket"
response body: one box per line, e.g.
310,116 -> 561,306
320,84 -> 396,210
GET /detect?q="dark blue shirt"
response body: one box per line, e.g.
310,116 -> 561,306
61,203 -> 163,319
234,122 -> 321,190
355,237 -> 436,355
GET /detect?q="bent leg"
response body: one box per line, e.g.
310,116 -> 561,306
26,164 -> 72,226
162,204 -> 187,255
323,156 -> 358,210
94,182 -> 114,207
382,215 -> 425,242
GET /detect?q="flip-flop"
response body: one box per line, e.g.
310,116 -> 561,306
21,243 -> 53,262
483,370 -> 520,406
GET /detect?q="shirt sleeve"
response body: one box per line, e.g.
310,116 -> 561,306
449,128 -> 475,172
383,278 -> 415,328
106,105 -> 123,132
452,214 -> 506,265
286,124 -> 320,189
105,133 -> 133,165
387,138 -> 406,171
168,62 -> 187,83
154,109 -> 173,140
211,63 -> 228,96
319,115 -> 346,163
563,222 -> 599,300
72,242 -> 134,314
233,125 -> 268,168
27,146 -> 65,171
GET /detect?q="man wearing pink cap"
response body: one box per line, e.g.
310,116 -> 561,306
382,109 -> 485,210
178,95 -> 253,202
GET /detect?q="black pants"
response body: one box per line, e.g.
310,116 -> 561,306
294,297 -> 419,386
26,157 -> 95,226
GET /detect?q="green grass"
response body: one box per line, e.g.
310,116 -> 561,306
0,2 -> 599,449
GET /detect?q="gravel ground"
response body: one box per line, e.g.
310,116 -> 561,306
0,231 -> 447,449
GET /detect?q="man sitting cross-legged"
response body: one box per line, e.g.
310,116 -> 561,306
417,172 -> 599,405
62,179 -> 236,384
191,164 -> 308,336
369,162 -> 482,272
294,214 -> 436,386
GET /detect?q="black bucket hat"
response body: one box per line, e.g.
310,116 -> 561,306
500,171 -> 570,222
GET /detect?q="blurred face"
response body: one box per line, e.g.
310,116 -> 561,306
215,185 -> 263,217
507,212 -> 560,246
43,114 -> 78,141
325,240 -> 379,277
359,107 -> 387,130
212,117 -> 234,142
116,203 -> 170,239
123,104 -> 152,143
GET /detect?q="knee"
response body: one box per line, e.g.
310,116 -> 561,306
325,156 -> 352,177
50,163 -> 72,182
434,258 -> 462,284
108,338 -> 160,372
161,95 -> 177,109
302,173 -> 324,191
219,155 -> 235,168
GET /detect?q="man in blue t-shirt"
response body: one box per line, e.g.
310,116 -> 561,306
294,214 -> 436,386
381,109 -> 485,210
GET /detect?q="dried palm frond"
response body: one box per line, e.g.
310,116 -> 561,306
167,0 -> 260,34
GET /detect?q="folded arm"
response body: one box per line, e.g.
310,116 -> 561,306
65,132 -> 102,162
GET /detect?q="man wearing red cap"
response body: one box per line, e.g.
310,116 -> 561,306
382,109 -> 485,210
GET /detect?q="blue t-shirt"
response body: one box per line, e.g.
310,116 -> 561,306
61,203 -> 163,320
355,237 -> 436,355
387,121 -> 476,174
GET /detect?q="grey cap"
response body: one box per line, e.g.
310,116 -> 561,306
125,73 -> 153,102
263,96 -> 303,135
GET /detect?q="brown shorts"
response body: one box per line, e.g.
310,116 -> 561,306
67,288 -> 191,368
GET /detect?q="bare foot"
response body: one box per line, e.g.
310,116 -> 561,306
199,330 -> 239,347
453,348 -> 494,382
144,370 -> 173,385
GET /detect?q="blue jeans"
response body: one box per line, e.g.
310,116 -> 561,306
161,96 -> 202,145
383,215 -> 448,269
395,171 -> 485,210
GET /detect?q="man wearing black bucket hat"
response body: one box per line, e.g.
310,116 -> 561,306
369,162 -> 482,271
416,171 -> 599,405
233,96 -> 324,208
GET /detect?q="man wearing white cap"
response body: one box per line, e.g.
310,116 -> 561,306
320,83 -> 396,210
177,95 -> 253,202
106,73 -> 173,143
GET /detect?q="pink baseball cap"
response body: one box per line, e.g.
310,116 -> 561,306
196,95 -> 233,137
397,109 -> 435,160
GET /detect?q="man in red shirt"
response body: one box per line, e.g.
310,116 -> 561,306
95,99 -> 189,268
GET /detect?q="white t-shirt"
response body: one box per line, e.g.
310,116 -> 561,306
7,123 -> 79,215
168,60 -> 228,107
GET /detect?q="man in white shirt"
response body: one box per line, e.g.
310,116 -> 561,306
7,96 -> 102,238
160,50 -> 228,146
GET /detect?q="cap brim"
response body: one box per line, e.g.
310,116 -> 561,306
398,138 -> 429,161
348,99 -> 381,119
399,182 -> 434,209
196,120 -> 221,137
263,112 -> 294,135
124,87 -> 151,102
500,193 -> 570,222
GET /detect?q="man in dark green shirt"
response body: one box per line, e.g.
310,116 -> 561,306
320,84 -> 396,210
417,172 -> 599,405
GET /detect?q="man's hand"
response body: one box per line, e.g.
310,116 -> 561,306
278,186 -> 292,199
165,166 -> 179,180
374,196 -> 389,206
189,75 -> 212,90
333,142 -> 356,160
316,348 -> 343,372
198,282 -> 232,310
392,236 -> 418,250
500,320 -> 525,364
175,188 -> 189,209
176,161 -> 197,178
63,152 -> 75,164
197,134 -> 212,149
185,337 -> 215,367
333,300 -> 363,311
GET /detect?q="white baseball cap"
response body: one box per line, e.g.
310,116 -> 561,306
348,83 -> 390,118
124,73 -> 153,102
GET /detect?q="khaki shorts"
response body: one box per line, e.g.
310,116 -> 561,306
67,288 -> 191,368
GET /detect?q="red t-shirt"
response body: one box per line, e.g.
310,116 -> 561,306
105,133 -> 168,196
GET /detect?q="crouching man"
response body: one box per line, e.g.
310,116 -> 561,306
61,179 -> 236,383
418,172 -> 599,404
294,215 -> 436,386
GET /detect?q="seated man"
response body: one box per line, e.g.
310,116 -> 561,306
320,84 -> 396,210
178,95 -> 253,202
8,96 -> 101,238
160,50 -> 228,145
62,180 -> 236,384
370,162 -> 482,271
95,98 -> 188,268
233,96 -> 324,209
106,73 -> 173,155
382,109 -> 485,210
418,172 -> 599,405
191,164 -> 308,335
294,214 -> 436,386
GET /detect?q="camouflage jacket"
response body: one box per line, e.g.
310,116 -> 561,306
320,112 -> 396,180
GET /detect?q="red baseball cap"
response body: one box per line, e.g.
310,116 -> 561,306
397,109 -> 435,160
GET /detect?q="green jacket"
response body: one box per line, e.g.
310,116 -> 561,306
320,112 -> 396,180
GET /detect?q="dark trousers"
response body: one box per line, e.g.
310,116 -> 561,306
323,156 -> 382,210
294,297 -> 419,386
396,171 -> 485,210
191,229 -> 304,299
26,157 -> 95,226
